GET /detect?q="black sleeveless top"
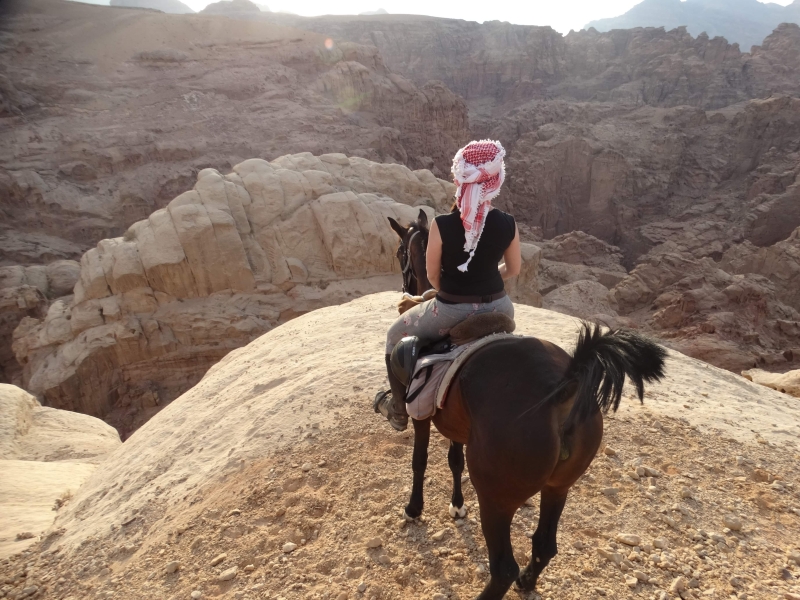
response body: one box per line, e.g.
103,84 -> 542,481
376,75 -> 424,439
435,208 -> 516,298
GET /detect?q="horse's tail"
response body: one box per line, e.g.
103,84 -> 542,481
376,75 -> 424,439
548,323 -> 667,427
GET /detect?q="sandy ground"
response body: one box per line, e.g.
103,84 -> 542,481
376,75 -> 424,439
0,292 -> 798,599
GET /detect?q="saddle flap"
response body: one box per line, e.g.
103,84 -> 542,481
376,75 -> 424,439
449,312 -> 516,346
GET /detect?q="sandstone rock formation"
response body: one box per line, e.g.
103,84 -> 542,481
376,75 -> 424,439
265,15 -> 800,108
610,250 -> 800,372
0,261 -> 80,385
3,293 -> 798,599
258,13 -> 800,265
535,231 -> 627,296
742,368 -> 800,398
0,384 -> 120,558
11,154 -> 540,436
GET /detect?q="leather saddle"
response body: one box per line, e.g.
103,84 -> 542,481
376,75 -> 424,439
390,312 -> 516,389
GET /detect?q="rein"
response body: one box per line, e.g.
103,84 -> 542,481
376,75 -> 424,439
400,229 -> 426,295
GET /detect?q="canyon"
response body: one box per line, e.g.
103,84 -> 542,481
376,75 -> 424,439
1,2 -> 800,598
2,0 -> 800,422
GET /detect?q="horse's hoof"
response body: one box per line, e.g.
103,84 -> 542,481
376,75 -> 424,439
403,510 -> 417,522
513,581 -> 540,599
448,503 -> 467,519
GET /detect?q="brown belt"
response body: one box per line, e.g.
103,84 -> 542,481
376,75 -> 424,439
436,290 -> 507,304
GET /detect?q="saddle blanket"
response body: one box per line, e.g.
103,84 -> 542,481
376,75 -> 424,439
406,333 -> 516,420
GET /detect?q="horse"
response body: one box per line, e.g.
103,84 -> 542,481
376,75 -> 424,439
386,210 -> 667,600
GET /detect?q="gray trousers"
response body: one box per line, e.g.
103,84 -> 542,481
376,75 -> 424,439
385,295 -> 515,354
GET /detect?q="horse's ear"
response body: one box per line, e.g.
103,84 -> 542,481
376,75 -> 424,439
388,217 -> 407,239
417,209 -> 428,229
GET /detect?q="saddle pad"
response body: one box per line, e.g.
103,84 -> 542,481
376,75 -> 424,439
405,333 -> 518,420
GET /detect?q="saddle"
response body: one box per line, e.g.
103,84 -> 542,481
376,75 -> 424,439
390,312 -> 516,391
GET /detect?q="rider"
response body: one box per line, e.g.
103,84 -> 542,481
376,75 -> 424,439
375,139 -> 522,431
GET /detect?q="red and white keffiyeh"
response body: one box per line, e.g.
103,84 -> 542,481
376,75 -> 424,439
451,139 -> 506,272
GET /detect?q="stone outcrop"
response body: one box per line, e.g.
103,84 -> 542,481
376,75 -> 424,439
536,231 -> 628,296
609,250 -> 800,372
721,227 -> 800,311
11,154 -> 541,436
742,368 -> 800,398
0,384 -> 120,557
0,261 -> 80,385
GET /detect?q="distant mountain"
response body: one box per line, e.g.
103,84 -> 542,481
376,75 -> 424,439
586,0 -> 800,51
110,0 -> 194,13
200,0 -> 260,14
254,2 -> 270,10
359,8 -> 388,15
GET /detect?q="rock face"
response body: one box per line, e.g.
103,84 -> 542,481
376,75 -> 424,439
265,15 -> 800,108
0,261 -> 80,385
610,249 -> 800,372
0,384 -> 120,558
586,0 -> 800,52
536,231 -> 628,296
11,154 -> 540,435
0,0 -> 468,266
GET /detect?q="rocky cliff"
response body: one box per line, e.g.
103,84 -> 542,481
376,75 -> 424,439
0,261 -> 80,385
262,14 -> 800,109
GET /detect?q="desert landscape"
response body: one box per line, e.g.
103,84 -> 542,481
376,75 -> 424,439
1,0 -> 800,597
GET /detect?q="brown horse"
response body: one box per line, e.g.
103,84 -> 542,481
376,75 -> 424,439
388,215 -> 667,600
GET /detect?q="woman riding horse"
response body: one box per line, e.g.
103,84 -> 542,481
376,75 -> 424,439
375,140 -> 522,431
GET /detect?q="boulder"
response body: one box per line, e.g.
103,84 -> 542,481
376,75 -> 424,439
543,280 -> 618,320
742,369 -> 800,398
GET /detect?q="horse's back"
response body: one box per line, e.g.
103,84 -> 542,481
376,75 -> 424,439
459,336 -> 570,415
459,336 -> 570,502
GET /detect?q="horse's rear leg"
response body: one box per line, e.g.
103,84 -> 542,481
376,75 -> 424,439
475,502 -> 518,600
447,441 -> 467,518
404,417 -> 431,520
516,485 -> 568,592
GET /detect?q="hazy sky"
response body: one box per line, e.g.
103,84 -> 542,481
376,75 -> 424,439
75,0 -> 796,33
191,0 -> 795,33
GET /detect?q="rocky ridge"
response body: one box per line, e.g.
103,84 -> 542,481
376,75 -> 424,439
586,0 -> 800,52
1,293 -> 798,599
